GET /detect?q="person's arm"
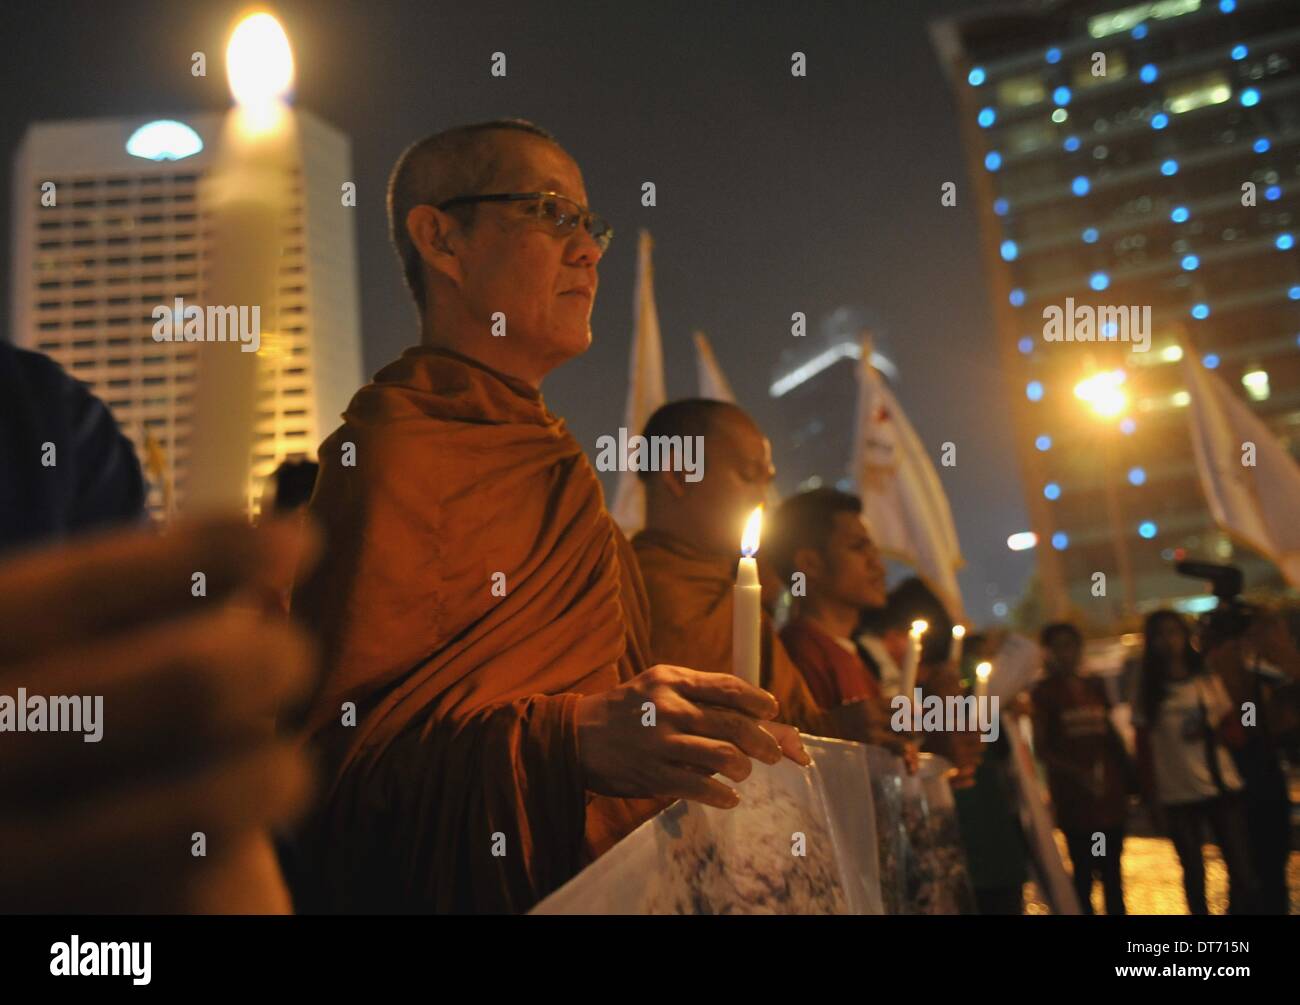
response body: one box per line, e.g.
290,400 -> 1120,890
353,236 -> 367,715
0,519 -> 316,913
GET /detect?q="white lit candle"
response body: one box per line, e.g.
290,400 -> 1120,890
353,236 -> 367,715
732,507 -> 763,688
951,624 -> 966,667
975,660 -> 993,700
187,13 -> 296,515
902,618 -> 927,699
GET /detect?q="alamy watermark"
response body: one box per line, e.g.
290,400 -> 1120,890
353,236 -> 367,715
151,297 -> 261,353
595,427 -> 704,482
0,688 -> 103,742
890,689 -> 1000,743
1042,298 -> 1151,353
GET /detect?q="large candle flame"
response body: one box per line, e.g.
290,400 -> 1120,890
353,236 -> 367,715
951,624 -> 966,640
740,506 -> 763,557
909,619 -> 928,638
227,12 -> 295,109
975,661 -> 993,683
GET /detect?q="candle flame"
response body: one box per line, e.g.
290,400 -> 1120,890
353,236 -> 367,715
951,624 -> 966,640
227,12 -> 295,109
740,506 -> 763,557
975,661 -> 993,682
909,619 -> 928,638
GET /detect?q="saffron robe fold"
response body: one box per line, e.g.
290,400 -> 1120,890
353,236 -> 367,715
630,528 -> 827,735
289,347 -> 662,913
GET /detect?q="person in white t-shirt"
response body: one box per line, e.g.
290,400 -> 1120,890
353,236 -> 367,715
1133,610 -> 1258,914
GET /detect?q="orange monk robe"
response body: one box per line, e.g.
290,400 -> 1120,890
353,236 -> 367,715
631,528 -> 828,735
288,347 -> 664,914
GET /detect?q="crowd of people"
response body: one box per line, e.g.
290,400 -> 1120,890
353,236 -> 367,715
2,118 -> 1295,915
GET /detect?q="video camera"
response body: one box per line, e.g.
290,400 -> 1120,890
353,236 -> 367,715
1174,559 -> 1258,647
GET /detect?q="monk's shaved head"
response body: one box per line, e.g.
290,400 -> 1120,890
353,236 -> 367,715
636,399 -> 758,482
387,119 -> 562,312
640,398 -> 774,556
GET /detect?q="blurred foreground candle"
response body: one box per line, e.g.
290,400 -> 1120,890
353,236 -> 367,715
950,624 -> 966,667
732,507 -> 763,688
187,12 -> 296,514
902,619 -> 927,698
975,660 -> 993,699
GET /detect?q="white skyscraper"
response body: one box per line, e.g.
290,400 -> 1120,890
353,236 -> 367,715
9,110 -> 363,517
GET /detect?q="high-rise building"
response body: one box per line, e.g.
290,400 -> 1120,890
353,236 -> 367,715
768,307 -> 900,495
9,110 -> 363,517
933,0 -> 1300,623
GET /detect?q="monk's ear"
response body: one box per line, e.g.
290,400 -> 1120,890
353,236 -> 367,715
656,466 -> 689,498
791,545 -> 823,581
406,205 -> 464,287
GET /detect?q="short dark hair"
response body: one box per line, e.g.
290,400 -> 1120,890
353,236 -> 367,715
269,459 -> 319,513
636,399 -> 751,483
768,487 -> 864,582
1040,621 -> 1082,648
387,119 -> 560,313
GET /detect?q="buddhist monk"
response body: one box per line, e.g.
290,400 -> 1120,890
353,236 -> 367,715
287,120 -> 809,915
632,399 -> 860,739
767,487 -> 919,769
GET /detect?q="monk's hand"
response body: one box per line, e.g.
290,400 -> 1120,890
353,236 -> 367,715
0,518 -> 319,912
576,664 -> 811,810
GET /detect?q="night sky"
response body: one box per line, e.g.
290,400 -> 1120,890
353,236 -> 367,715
3,0 -> 1032,621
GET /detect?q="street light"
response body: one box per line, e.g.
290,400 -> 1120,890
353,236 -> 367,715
1074,368 -> 1136,618
1073,369 -> 1129,419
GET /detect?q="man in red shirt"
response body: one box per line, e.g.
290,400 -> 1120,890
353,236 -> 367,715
769,488 -> 918,769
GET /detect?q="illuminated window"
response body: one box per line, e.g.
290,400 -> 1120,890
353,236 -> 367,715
1088,0 -> 1202,39
997,74 -> 1047,107
1165,72 -> 1232,114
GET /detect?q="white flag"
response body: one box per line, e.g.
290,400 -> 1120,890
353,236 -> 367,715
693,331 -> 736,403
610,230 -> 667,534
1180,350 -> 1300,586
850,336 -> 965,621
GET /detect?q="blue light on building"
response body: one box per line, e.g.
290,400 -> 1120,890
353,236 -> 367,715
1265,185 -> 1282,201
1171,205 -> 1190,223
1132,23 -> 1148,40
985,151 -> 1002,171
1010,288 -> 1025,306
1053,86 -> 1071,106
979,107 -> 997,128
1119,417 -> 1136,435
1001,240 -> 1019,261
1018,336 -> 1034,354
1140,64 -> 1158,83
993,197 -> 1009,215
1063,135 -> 1081,152
125,120 -> 204,162
1052,532 -> 1069,550
1203,353 -> 1220,369
1026,380 -> 1043,401
1082,227 -> 1099,243
1161,159 -> 1179,176
1191,303 -> 1211,319
1181,254 -> 1199,271
1128,467 -> 1146,486
968,67 -> 986,86
1276,233 -> 1294,251
1231,44 -> 1247,60
1254,138 -> 1270,153
1036,434 -> 1052,451
1046,47 -> 1061,64
1044,482 -> 1061,500
1138,521 -> 1158,539
1240,88 -> 1260,107
1090,271 -> 1110,291
1151,112 -> 1169,129
1072,176 -> 1090,196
